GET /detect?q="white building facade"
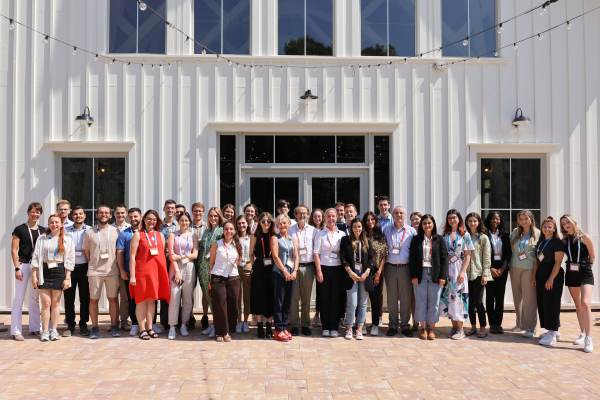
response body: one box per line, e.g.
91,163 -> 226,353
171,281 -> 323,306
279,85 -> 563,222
1,0 -> 600,310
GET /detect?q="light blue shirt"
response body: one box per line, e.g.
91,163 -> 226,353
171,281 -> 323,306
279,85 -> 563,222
65,224 -> 92,264
383,223 -> 416,265
378,214 -> 393,230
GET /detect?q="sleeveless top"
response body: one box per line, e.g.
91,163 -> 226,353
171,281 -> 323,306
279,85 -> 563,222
254,235 -> 272,259
565,235 -> 590,264
174,232 -> 193,256
240,236 -> 251,263
273,234 -> 294,277
212,239 -> 240,278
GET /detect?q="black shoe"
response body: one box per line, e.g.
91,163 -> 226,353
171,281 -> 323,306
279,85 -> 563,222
302,327 -> 312,336
496,325 -> 504,334
386,328 -> 398,337
401,329 -> 414,337
490,325 -> 498,334
188,315 -> 196,330
291,327 -> 299,336
79,324 -> 90,336
257,322 -> 265,339
201,316 -> 209,330
265,322 -> 273,339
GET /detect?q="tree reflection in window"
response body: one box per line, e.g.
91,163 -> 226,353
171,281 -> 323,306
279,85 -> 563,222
361,0 -> 415,57
279,0 -> 333,56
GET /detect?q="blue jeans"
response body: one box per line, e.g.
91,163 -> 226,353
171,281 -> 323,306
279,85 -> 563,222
414,268 -> 443,324
346,281 -> 368,327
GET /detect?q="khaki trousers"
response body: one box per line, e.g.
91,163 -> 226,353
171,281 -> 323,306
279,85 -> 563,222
118,276 -> 129,324
291,263 -> 316,328
509,267 -> 538,332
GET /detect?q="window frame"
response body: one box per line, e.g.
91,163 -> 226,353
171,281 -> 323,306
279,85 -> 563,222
360,0 -> 416,57
193,0 -> 252,55
277,0 -> 334,56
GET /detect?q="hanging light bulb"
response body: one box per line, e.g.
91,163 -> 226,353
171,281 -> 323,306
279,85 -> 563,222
538,33 -> 543,41
202,47 -> 207,55
280,65 -> 283,70
260,65 -> 263,70
72,47 -> 77,55
185,36 -> 190,45
159,64 -> 162,69
404,58 -> 408,65
168,63 -> 171,68
141,64 -> 144,69
109,58 -> 114,64
376,64 -> 380,70
94,54 -> 98,61
228,60 -> 232,66
237,63 -> 241,69
9,19 -> 15,30
139,2 -> 147,11
168,22 -> 174,29
498,23 -> 503,33
152,64 -> 154,70
244,65 -> 248,70
494,49 -> 499,57
42,35 -> 49,45
368,65 -> 371,70
514,43 -> 518,50
418,54 -> 422,60
388,62 -> 391,68
477,57 -> 480,62
463,38 -> 469,46
567,21 -> 572,29
127,62 -> 130,69
465,59 -> 469,64
540,6 -> 546,16
217,54 -> 221,61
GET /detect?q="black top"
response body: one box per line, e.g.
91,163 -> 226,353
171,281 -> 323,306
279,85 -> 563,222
340,236 -> 374,291
12,223 -> 41,260
535,236 -> 565,265
253,235 -> 272,259
565,234 -> 590,264
488,231 -> 513,271
409,235 -> 448,284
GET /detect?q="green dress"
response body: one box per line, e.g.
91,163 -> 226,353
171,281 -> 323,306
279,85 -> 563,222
198,226 -> 223,309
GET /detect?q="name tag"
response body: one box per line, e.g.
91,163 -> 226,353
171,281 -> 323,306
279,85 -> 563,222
423,260 -> 431,268
299,247 -> 308,256
330,251 -> 339,259
286,259 -> 294,268
47,261 -> 58,269
449,254 -> 459,264
100,252 -> 109,260
570,263 -> 580,271
150,248 -> 159,256
537,253 -> 545,262
205,253 -> 211,259
354,262 -> 362,271
494,253 -> 501,261
518,252 -> 528,261
264,258 -> 273,266
392,247 -> 400,255
75,250 -> 83,257
181,256 -> 190,264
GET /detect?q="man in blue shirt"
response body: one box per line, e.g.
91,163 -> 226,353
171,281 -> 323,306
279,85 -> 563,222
383,206 -> 416,337
377,196 -> 393,230
116,208 -> 143,336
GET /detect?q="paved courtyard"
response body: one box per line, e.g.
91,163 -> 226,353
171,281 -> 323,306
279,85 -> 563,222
1,311 -> 599,399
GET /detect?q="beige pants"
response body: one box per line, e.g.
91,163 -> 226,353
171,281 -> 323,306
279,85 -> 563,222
118,277 -> 129,324
238,263 -> 252,316
510,267 -> 538,332
168,261 -> 195,325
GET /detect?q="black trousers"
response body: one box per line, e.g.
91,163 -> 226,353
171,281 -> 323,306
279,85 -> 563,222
339,287 -> 347,321
369,277 -> 383,326
124,280 -> 139,325
318,265 -> 342,331
486,270 -> 508,326
468,276 -> 487,327
315,281 -> 320,312
64,263 -> 90,328
272,271 -> 296,331
536,265 -> 564,331
211,275 -> 240,337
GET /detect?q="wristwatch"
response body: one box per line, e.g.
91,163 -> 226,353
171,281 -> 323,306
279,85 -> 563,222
14,267 -> 21,272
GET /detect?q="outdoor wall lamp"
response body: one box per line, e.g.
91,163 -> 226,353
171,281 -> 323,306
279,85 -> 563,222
75,106 -> 94,127
512,108 -> 531,127
300,90 -> 318,103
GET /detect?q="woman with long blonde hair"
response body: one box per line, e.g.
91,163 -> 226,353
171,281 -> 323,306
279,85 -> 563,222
560,214 -> 595,352
509,210 -> 540,338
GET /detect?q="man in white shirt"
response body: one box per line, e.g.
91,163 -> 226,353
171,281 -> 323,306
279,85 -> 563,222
383,206 -> 416,337
111,203 -> 131,331
288,205 -> 317,336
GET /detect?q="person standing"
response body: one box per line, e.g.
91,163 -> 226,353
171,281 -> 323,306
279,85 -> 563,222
334,202 -> 346,229
533,217 -> 565,347
235,215 -> 252,333
83,206 -> 121,339
314,208 -> 346,337
54,200 -> 74,230
63,206 -> 92,337
309,207 -> 325,327
129,210 -> 170,339
377,196 -> 393,230
31,215 -> 75,341
222,204 -> 236,222
464,212 -> 492,338
362,212 -> 388,336
410,212 -> 422,231
509,210 -> 541,338
159,200 -> 179,332
175,204 -> 186,220
116,208 -> 143,336
440,209 -> 473,340
383,206 -> 416,337
199,207 -> 225,338
560,214 -> 595,353
409,211 -> 423,332
191,202 -> 208,330
244,204 -> 258,233
10,202 -> 43,340
111,203 -> 131,331
409,214 -> 447,340
289,205 -> 317,336
209,221 -> 242,342
275,199 -> 297,232
336,204 -> 358,329
167,212 -> 198,340
250,212 -> 276,339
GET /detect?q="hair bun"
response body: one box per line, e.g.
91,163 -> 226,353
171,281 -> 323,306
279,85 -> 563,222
547,216 -> 554,220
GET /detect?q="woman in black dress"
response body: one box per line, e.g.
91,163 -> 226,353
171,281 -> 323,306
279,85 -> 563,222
250,212 -> 276,339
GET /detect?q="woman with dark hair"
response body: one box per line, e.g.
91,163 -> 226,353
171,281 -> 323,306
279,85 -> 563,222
129,210 -> 169,340
309,208 -> 325,327
440,209 -> 473,340
362,211 -> 388,336
199,207 -> 224,338
222,204 -> 236,222
533,217 -> 565,346
250,212 -> 276,338
244,204 -> 258,233
465,212 -> 492,338
483,211 -> 512,334
209,220 -> 242,342
235,215 -> 253,333
409,211 -> 423,331
409,214 -> 447,340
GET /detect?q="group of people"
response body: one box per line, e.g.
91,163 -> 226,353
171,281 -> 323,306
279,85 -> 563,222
10,197 -> 595,351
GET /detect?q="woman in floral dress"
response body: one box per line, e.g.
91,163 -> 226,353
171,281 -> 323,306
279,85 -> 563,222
440,209 -> 473,340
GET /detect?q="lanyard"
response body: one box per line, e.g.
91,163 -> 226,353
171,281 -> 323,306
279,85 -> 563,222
261,235 -> 271,257
96,225 -> 111,253
280,235 -> 293,261
296,226 -> 307,248
537,238 -> 551,255
27,223 -> 38,249
223,241 -> 239,265
326,230 -> 339,251
490,231 -> 500,253
446,233 -> 460,254
178,232 -> 190,256
144,230 -> 158,248
424,237 -> 433,259
353,241 -> 362,263
519,231 -> 531,253
568,237 -> 580,264
73,225 -> 87,250
47,235 -> 59,261
205,227 -> 220,254
393,226 -> 407,248
473,234 -> 479,244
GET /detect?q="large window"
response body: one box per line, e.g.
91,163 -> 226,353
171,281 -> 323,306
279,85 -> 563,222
109,0 -> 166,54
361,0 -> 415,56
442,0 -> 496,58
194,0 -> 250,55
279,0 -> 333,56
220,135 -> 237,208
61,157 -> 126,226
374,136 -> 390,203
481,158 -> 541,231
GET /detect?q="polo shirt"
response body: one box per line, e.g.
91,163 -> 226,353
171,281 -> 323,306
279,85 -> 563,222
116,227 -> 138,272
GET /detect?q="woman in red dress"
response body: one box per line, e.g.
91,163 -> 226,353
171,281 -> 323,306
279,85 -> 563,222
129,210 -> 170,339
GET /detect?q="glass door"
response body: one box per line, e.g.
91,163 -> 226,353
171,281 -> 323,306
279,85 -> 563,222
242,173 -> 302,216
307,172 -> 367,214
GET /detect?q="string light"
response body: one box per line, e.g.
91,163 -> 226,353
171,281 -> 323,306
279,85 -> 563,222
463,38 -> 469,46
141,64 -> 144,69
244,65 -> 247,70
9,19 -> 14,30
109,58 -> 114,64
237,63 -> 241,69
494,50 -> 499,57
418,54 -> 422,59
127,62 -> 130,69
514,43 -> 518,50
404,58 -> 408,65
228,60 -> 232,65
139,2 -> 147,11
538,33 -> 543,40
185,36 -> 190,45
168,62 -> 171,68
202,47 -> 206,55
567,20 -> 572,29
94,54 -> 98,61
368,65 -> 371,70
42,35 -> 49,45
217,54 -> 221,61
540,6 -> 546,16
152,64 -> 154,70
497,23 -> 503,33
477,57 -> 480,62
167,21 -> 174,29
72,47 -> 77,55
260,65 -> 263,70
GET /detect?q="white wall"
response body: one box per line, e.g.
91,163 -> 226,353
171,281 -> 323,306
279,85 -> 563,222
1,0 -> 599,310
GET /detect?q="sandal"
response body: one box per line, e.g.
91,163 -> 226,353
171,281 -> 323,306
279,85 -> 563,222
148,329 -> 159,339
477,330 -> 488,338
216,336 -> 224,342
465,327 -> 478,336
139,330 -> 151,340
224,334 -> 232,342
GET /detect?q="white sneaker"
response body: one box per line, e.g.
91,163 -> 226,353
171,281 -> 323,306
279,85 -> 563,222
50,329 -> 60,341
330,330 -> 339,338
574,332 -> 586,345
523,331 -> 534,338
512,325 -> 522,332
235,322 -> 243,334
251,315 -> 257,326
362,326 -> 368,335
180,325 -> 189,336
322,329 -> 330,337
540,331 -> 561,340
168,327 -> 176,340
309,322 -> 313,329
584,336 -> 594,353
152,324 -> 163,334
202,325 -> 212,335
208,325 -> 216,338
130,325 -> 139,336
356,330 -> 364,340
313,316 -> 322,327
242,322 -> 249,333
345,329 -> 353,340
539,333 -> 556,346
370,325 -> 379,336
40,330 -> 50,342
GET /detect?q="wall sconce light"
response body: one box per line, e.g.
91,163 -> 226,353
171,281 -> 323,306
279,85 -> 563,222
300,89 -> 318,103
512,108 -> 531,127
75,106 -> 94,127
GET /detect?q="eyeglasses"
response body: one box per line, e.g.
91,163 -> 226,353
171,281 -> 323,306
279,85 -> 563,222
260,220 -> 271,225
146,219 -> 157,222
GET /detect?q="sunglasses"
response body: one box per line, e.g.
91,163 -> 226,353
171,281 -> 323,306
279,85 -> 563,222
260,220 -> 272,225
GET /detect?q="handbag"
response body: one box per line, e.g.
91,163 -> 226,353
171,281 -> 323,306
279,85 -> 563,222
363,274 -> 374,292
